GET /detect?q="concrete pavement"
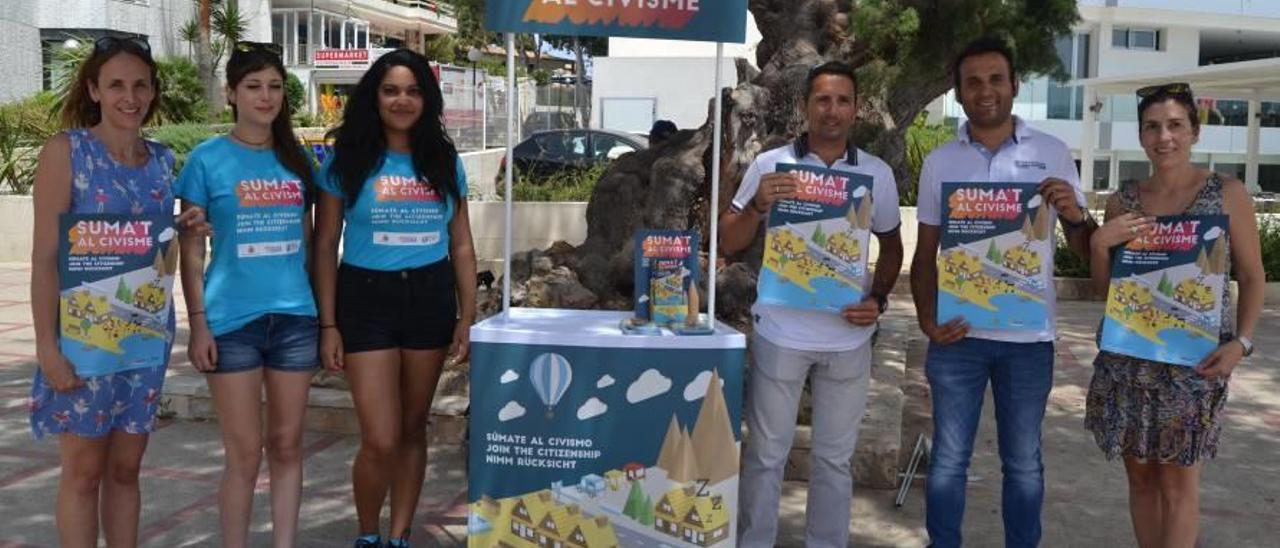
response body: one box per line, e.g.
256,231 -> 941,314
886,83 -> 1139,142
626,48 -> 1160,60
0,262 -> 1276,546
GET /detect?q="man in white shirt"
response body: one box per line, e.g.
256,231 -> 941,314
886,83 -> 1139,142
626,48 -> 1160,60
910,37 -> 1096,548
720,61 -> 905,548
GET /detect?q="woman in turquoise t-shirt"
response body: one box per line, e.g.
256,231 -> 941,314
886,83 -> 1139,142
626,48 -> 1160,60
175,43 -> 319,547
314,49 -> 477,548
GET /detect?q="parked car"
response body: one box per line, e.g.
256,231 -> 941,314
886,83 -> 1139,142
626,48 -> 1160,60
500,129 -> 648,182
522,111 -> 577,136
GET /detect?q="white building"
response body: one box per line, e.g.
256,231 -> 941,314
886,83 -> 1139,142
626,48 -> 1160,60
934,0 -> 1280,193
591,21 -> 761,134
0,0 -> 456,112
0,0 -> 273,102
591,1 -> 1280,192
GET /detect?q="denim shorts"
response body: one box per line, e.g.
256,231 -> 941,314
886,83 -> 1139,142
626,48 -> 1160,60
211,313 -> 320,374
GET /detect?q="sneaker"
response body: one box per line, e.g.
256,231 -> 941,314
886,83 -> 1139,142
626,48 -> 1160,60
353,534 -> 382,548
386,537 -> 409,548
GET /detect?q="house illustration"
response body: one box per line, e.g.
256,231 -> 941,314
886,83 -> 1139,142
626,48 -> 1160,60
653,485 -> 730,546
498,489 -> 620,548
578,474 -> 605,498
622,462 -> 646,480
603,470 -> 625,491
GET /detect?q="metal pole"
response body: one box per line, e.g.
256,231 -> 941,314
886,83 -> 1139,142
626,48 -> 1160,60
708,43 -> 724,328
481,83 -> 488,149
503,33 -> 516,319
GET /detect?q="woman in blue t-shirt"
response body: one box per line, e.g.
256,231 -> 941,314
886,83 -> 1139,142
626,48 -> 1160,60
314,48 -> 476,548
174,43 -> 319,547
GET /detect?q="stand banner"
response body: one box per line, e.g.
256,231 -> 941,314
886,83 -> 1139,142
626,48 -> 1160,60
485,0 -> 748,43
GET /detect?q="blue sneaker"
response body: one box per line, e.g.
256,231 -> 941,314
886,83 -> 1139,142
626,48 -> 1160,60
387,537 -> 409,548
353,534 -> 382,548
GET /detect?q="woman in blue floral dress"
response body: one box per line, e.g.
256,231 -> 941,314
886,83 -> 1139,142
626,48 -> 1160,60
1085,83 -> 1266,548
28,37 -> 207,547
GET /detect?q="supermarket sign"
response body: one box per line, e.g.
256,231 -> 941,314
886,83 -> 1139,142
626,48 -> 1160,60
313,48 -> 395,69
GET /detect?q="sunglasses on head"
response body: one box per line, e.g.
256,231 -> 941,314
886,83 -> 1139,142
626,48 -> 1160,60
93,36 -> 151,57
1136,82 -> 1192,98
233,41 -> 283,57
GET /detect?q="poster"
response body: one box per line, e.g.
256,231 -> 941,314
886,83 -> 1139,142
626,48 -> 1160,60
1100,215 -> 1228,366
468,324 -> 745,547
485,0 -> 748,43
937,182 -> 1052,332
58,214 -> 176,377
633,230 -> 698,326
756,163 -> 873,313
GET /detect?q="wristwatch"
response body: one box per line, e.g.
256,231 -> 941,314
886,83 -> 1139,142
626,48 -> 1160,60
871,293 -> 889,314
1236,336 -> 1254,357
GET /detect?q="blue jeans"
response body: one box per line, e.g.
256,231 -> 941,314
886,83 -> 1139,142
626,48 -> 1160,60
211,314 -> 320,374
924,338 -> 1053,548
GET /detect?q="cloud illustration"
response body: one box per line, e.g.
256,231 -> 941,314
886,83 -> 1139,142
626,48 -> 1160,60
577,397 -> 608,420
852,186 -> 868,198
1204,226 -> 1223,241
500,370 -> 519,384
498,401 -> 526,422
1026,194 -> 1043,209
597,374 -> 615,389
626,369 -> 672,403
683,370 -> 725,402
157,227 -> 176,243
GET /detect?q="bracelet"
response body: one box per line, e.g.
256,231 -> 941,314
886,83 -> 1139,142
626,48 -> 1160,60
320,324 -> 338,330
188,310 -> 205,317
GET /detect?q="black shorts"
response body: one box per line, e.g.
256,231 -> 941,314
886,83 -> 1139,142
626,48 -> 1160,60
336,260 -> 458,353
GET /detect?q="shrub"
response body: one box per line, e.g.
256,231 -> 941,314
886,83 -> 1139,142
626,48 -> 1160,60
1053,233 -> 1090,278
155,57 -> 208,125
903,113 -> 954,206
285,72 -> 305,116
513,163 -> 605,201
0,92 -> 58,194
146,123 -> 228,171
1259,216 -> 1280,282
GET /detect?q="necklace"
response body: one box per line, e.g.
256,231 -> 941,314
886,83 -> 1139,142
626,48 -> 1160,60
230,130 -> 271,148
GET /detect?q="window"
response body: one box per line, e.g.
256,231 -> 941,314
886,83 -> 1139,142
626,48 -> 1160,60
1048,33 -> 1091,120
1260,164 -> 1280,192
591,134 -> 638,160
1118,160 -> 1151,187
1075,159 -> 1111,190
1112,27 -> 1160,51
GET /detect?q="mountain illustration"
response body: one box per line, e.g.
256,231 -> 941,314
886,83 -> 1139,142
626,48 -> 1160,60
655,369 -> 738,485
1208,237 -> 1229,275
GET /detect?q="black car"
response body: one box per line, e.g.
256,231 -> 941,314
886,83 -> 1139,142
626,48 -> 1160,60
502,129 -> 648,181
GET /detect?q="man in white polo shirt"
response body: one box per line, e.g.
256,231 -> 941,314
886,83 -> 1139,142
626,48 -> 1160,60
720,61 -> 905,548
910,38 -> 1096,548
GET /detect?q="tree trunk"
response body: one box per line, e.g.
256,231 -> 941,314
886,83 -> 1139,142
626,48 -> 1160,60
196,0 -> 217,120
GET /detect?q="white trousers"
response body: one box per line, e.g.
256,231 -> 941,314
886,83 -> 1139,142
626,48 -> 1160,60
737,332 -> 873,548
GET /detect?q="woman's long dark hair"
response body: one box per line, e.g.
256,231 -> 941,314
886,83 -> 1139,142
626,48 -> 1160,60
325,49 -> 460,206
226,48 -> 315,204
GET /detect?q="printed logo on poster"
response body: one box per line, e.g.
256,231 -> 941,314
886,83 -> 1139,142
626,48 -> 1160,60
485,0 -> 748,43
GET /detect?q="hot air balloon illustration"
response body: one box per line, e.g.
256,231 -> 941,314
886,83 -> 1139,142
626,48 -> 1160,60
529,352 -> 573,418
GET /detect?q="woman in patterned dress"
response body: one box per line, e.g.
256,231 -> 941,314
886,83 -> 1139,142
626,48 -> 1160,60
28,37 -> 207,547
1085,83 -> 1266,548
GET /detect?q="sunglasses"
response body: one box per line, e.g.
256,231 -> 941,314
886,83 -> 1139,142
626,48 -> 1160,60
233,41 -> 283,57
1136,82 -> 1192,98
93,36 -> 152,57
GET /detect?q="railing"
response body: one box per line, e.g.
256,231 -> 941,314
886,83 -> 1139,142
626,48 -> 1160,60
384,0 -> 456,17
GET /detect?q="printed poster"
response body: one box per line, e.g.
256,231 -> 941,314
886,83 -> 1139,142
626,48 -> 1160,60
937,182 -> 1052,332
1100,215 -> 1228,366
58,214 -> 176,377
633,230 -> 699,326
756,163 -> 873,313
468,341 -> 745,547
235,178 -> 305,258
485,0 -> 749,44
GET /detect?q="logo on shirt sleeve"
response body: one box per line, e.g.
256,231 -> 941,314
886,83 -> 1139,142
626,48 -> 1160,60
374,175 -> 442,202
236,179 -> 304,207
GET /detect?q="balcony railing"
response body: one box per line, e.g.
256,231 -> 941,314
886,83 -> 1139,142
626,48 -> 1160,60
385,0 -> 455,17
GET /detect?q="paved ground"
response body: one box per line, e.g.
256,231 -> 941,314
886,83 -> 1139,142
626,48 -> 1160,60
0,261 -> 1276,547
